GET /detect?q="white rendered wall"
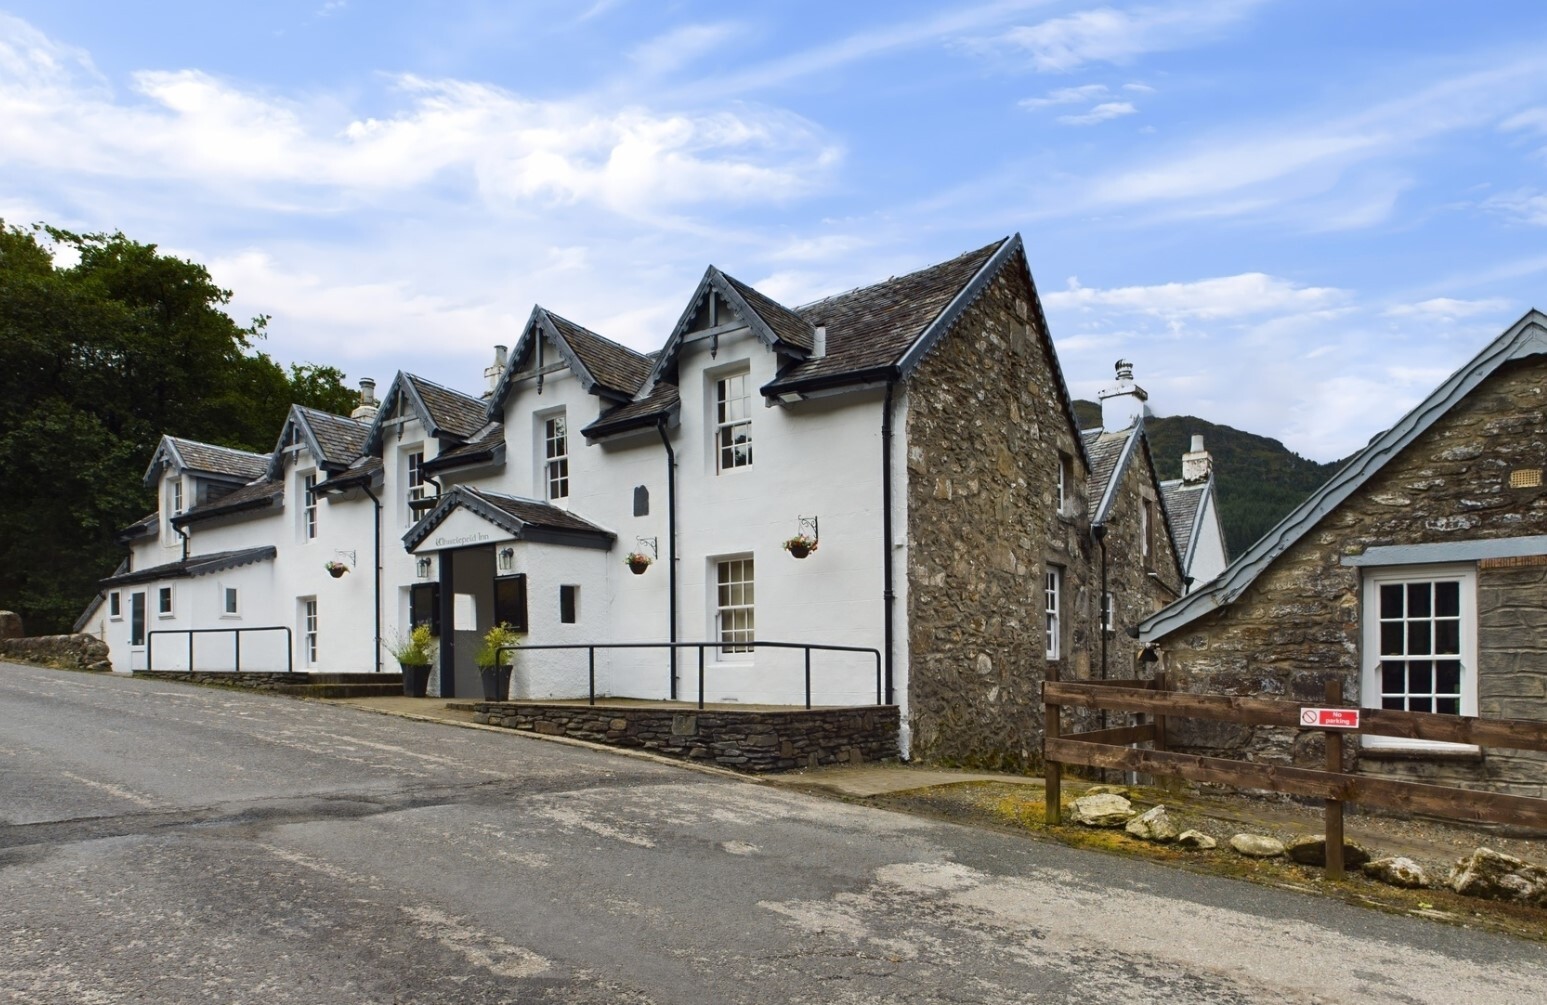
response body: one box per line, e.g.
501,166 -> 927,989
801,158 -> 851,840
1186,487 -> 1229,590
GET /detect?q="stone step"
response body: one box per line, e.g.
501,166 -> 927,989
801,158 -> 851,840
272,683 -> 409,699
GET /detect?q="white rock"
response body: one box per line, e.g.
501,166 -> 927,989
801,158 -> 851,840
1177,830 -> 1217,851
1229,833 -> 1286,858
1125,805 -> 1179,843
1070,793 -> 1135,827
1362,856 -> 1430,889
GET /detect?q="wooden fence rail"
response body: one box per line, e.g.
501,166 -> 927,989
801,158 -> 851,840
1041,666 -> 1547,879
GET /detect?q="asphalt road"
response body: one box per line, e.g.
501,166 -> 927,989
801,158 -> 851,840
3,663 -> 1543,1004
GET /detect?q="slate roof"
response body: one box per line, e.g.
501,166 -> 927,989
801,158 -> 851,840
402,486 -> 615,552
424,423 -> 505,472
721,273 -> 816,353
295,406 -> 370,468
405,373 -> 487,440
174,479 -> 284,526
765,240 -> 1006,390
318,455 -> 382,491
117,512 -> 159,542
1140,309 -> 1547,642
582,381 -> 681,440
100,547 -> 278,588
1085,429 -> 1133,522
1160,478 -> 1207,566
146,437 -> 269,485
545,312 -> 654,397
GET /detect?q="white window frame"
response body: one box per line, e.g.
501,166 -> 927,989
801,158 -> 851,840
1361,563 -> 1478,752
405,449 -> 426,525
1044,567 -> 1061,660
301,597 -> 319,667
169,478 -> 184,517
109,591 -> 122,620
1101,590 -> 1114,635
714,557 -> 755,658
157,585 -> 175,619
544,412 -> 569,501
714,370 -> 753,473
222,585 -> 240,618
1140,498 -> 1153,566
1056,453 -> 1071,516
302,472 -> 318,541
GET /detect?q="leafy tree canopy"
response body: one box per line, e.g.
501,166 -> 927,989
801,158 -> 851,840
0,222 -> 356,633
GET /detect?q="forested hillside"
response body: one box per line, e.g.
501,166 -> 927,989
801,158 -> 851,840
0,222 -> 358,634
1073,401 -> 1345,559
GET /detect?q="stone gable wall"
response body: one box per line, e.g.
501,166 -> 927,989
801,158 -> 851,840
903,255 -> 1096,769
1096,438 -> 1186,680
1153,356 -> 1547,793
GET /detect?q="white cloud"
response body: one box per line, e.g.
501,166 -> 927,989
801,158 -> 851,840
1482,188 -> 1547,226
629,23 -> 739,78
1383,297 -> 1512,319
1044,272 -> 1347,321
996,1 -> 1263,72
1019,83 -> 1111,108
1057,100 -> 1135,125
1500,107 -> 1547,134
0,18 -> 840,222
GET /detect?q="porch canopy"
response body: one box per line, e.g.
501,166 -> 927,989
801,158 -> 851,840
403,486 -> 614,554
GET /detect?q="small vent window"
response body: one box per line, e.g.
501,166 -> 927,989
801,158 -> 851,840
1509,468 -> 1543,489
633,485 -> 650,516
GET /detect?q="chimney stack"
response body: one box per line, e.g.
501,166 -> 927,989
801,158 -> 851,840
1098,359 -> 1150,431
484,344 -> 509,399
351,377 -> 378,421
1182,434 -> 1213,484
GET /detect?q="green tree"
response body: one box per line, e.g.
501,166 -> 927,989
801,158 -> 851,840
0,222 -> 355,634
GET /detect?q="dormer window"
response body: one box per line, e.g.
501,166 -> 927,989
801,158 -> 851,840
302,473 -> 318,540
168,478 -> 184,517
715,370 -> 753,472
405,450 -> 425,524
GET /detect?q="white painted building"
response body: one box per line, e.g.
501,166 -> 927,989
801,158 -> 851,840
82,236 -> 1206,762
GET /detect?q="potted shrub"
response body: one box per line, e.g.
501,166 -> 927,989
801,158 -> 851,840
625,551 -> 653,575
475,622 -> 523,701
389,624 -> 434,697
782,533 -> 819,559
325,560 -> 350,578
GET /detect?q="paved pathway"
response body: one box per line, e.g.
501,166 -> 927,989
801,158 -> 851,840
4,663 -> 1544,1004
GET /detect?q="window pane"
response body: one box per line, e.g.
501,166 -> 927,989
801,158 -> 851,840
1437,698 -> 1461,715
1406,583 -> 1431,618
1436,660 -> 1462,695
1409,660 -> 1432,694
1434,619 -> 1460,655
1382,695 -> 1405,710
1406,621 -> 1431,656
1434,580 -> 1460,617
1380,621 -> 1404,655
1410,696 -> 1432,713
1379,583 -> 1403,617
1381,662 -> 1405,695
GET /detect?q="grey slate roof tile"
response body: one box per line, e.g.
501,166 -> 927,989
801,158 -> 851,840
582,381 -> 680,439
721,273 -> 816,352
1085,429 -> 1131,521
1161,479 -> 1206,564
545,312 -> 654,397
473,489 -> 612,535
168,438 -> 269,481
294,406 -> 369,468
176,479 -> 284,525
100,546 -> 278,588
405,373 -> 487,440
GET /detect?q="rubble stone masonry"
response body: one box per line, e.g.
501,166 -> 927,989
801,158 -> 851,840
904,253 -> 1095,769
1154,356 -> 1547,795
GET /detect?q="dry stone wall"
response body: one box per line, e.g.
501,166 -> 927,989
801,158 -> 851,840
0,633 -> 111,671
1154,356 -> 1547,794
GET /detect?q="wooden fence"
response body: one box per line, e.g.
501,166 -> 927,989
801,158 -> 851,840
1041,666 -> 1547,878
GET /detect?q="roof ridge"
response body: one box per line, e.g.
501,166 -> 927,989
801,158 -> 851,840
404,370 -> 482,404
792,239 -> 1010,312
540,308 -> 652,361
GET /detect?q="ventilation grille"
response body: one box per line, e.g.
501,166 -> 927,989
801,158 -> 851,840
1509,468 -> 1543,489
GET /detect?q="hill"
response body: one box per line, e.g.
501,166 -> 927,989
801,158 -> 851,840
1072,401 -> 1344,559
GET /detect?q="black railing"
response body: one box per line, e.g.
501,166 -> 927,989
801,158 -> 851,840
493,640 -> 885,710
146,627 -> 294,674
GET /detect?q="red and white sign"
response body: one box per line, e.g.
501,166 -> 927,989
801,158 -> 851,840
1300,707 -> 1361,729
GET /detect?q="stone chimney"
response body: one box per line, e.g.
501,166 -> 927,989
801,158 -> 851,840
351,377 -> 378,421
1099,359 -> 1150,431
1182,434 -> 1213,484
483,344 -> 509,399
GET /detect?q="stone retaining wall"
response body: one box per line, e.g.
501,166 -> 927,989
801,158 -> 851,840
471,701 -> 900,772
0,633 -> 111,672
134,670 -> 402,690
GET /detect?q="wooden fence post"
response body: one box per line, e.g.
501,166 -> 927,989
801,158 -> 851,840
1325,678 -> 1346,880
1045,662 -> 1062,825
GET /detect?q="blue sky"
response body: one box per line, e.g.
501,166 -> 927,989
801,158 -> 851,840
3,1 -> 1545,460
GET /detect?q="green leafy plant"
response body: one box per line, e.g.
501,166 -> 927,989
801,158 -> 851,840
475,622 -> 524,668
624,551 -> 653,569
388,624 -> 434,666
782,533 -> 819,555
324,560 -> 350,576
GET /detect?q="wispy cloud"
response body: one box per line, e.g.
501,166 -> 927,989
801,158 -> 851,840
1483,188 -> 1547,225
990,1 -> 1265,72
1021,81 -> 1148,125
1058,100 -> 1136,125
1384,296 -> 1513,319
1045,272 -> 1348,321
629,23 -> 739,78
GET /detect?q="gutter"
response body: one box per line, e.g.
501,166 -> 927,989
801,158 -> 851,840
881,382 -> 896,706
657,417 -> 680,699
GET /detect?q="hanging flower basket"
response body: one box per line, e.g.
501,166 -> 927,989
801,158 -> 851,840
782,534 -> 818,559
625,552 -> 653,575
325,561 -> 350,578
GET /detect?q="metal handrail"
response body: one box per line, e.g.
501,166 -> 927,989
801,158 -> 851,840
493,640 -> 885,709
146,627 -> 294,674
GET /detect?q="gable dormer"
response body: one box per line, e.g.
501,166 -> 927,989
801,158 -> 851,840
486,307 -> 653,423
